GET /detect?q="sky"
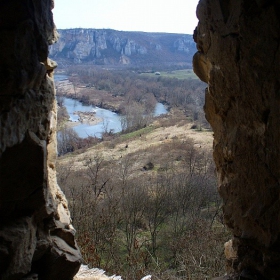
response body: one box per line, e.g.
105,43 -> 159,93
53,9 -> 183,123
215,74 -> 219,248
53,0 -> 199,34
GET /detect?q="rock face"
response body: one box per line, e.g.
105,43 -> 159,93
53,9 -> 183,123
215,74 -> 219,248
0,1 -> 82,279
49,29 -> 196,66
74,265 -> 122,280
193,0 -> 280,278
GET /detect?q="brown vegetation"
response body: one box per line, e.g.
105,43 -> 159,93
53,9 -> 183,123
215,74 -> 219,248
55,66 -> 229,279
56,66 -> 208,130
57,118 -> 229,279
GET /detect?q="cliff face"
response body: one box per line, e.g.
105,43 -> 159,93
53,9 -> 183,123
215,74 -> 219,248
193,0 -> 280,278
49,29 -> 196,66
0,1 -> 82,279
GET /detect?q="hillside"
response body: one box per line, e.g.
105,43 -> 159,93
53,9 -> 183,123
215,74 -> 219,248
57,118 -> 213,172
49,28 -> 196,68
56,116 -> 229,280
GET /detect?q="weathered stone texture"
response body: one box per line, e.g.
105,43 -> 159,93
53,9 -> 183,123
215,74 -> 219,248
193,0 -> 280,278
0,0 -> 82,279
49,28 -> 195,65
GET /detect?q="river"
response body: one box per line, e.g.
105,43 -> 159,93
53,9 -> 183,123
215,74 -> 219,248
63,97 -> 122,138
55,75 -> 167,138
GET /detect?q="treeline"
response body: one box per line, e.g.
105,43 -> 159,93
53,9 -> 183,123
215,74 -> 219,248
57,138 -> 229,279
56,66 -> 209,155
65,66 -> 208,129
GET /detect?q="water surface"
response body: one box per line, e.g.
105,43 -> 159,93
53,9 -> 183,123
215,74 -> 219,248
63,97 -> 122,138
55,75 -> 168,138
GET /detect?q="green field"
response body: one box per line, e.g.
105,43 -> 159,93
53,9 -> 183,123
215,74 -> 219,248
140,69 -> 198,80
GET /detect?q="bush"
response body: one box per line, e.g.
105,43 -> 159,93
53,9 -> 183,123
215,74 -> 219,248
57,139 -> 228,279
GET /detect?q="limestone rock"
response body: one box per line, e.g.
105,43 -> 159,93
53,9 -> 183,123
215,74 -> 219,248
194,0 -> 280,278
74,265 -> 123,280
173,36 -> 193,52
74,42 -> 95,60
224,239 -> 237,261
123,39 -> 147,56
49,28 -> 196,65
109,35 -> 123,52
193,51 -> 211,83
0,0 -> 82,279
74,265 -> 152,280
119,55 -> 131,65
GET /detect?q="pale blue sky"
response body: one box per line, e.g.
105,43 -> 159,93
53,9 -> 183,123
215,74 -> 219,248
53,0 -> 199,34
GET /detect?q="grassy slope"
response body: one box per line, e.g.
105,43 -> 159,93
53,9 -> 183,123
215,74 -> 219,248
57,115 -> 213,173
56,115 -> 230,280
140,69 -> 198,79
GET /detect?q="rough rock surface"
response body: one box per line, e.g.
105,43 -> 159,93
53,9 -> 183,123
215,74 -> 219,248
73,265 -> 152,280
0,0 -> 82,279
49,28 -> 195,65
74,265 -> 122,280
193,0 -> 280,278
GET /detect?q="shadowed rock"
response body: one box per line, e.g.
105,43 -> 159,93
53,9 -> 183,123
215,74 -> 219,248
193,0 -> 280,278
0,0 -> 82,279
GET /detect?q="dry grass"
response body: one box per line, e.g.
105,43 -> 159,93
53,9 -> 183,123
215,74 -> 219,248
57,117 -> 213,176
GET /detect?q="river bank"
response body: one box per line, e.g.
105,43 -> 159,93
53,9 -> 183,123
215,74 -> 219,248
59,97 -> 122,138
55,75 -> 168,138
55,78 -> 123,113
55,76 -> 120,136
73,111 -> 102,125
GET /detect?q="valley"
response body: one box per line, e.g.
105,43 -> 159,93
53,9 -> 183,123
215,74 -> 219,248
55,63 -> 229,279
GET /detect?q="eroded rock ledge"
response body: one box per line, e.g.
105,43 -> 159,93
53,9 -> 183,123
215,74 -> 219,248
193,0 -> 280,278
0,1 -> 82,279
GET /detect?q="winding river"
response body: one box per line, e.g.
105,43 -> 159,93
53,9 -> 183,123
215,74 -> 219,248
62,97 -> 122,138
55,75 -> 167,138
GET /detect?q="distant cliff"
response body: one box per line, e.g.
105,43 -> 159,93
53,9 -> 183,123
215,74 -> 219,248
49,29 -> 195,67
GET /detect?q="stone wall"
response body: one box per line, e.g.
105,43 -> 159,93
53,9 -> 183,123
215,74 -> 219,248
0,1 -> 82,279
193,0 -> 280,278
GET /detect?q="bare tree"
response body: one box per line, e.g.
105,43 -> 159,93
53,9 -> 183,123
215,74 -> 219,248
57,127 -> 80,155
144,178 -> 169,257
121,102 -> 153,132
